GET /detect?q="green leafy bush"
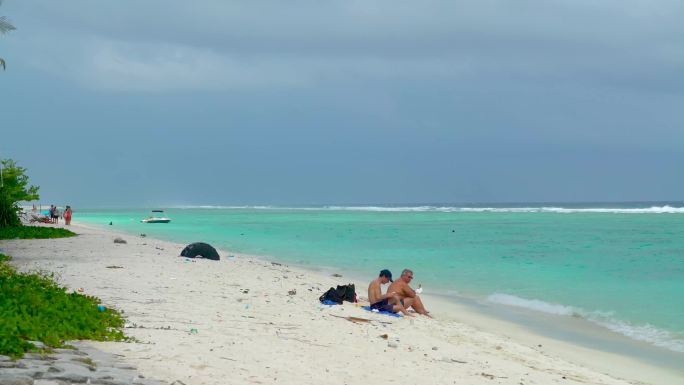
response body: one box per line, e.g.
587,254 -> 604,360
0,158 -> 41,229
0,253 -> 128,357
0,188 -> 20,228
0,159 -> 40,203
0,226 -> 76,240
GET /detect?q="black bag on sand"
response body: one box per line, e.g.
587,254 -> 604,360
319,287 -> 344,304
339,284 -> 356,302
319,284 -> 356,304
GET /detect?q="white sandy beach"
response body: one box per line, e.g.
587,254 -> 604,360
1,222 -> 681,385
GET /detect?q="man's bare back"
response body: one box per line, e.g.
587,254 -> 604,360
367,270 -> 411,316
367,278 -> 385,305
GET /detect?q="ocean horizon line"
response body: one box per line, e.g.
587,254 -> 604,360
46,200 -> 684,211
163,204 -> 684,214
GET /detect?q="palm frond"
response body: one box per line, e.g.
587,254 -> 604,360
0,58 -> 5,70
0,16 -> 15,34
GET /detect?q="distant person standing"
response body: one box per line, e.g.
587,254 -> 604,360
53,206 -> 60,225
49,205 -> 56,224
63,206 -> 72,225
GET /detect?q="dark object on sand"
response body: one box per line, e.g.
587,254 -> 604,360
180,242 -> 220,261
319,284 -> 356,304
113,237 -> 127,244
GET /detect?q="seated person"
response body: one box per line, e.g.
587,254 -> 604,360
30,214 -> 51,223
387,268 -> 431,317
367,269 -> 411,316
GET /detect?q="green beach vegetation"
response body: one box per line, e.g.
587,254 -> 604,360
0,226 -> 76,240
0,253 -> 128,357
1,159 -> 40,228
0,184 -> 20,227
1,159 -> 40,203
0,159 -> 66,236
0,158 -> 75,236
0,159 -> 122,357
0,158 -> 75,237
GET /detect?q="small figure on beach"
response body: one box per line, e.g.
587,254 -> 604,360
388,269 -> 431,317
49,205 -> 58,224
63,205 -> 72,225
367,269 -> 411,316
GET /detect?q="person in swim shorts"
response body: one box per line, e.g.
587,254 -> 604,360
49,205 -> 57,224
387,268 -> 430,317
367,269 -> 411,316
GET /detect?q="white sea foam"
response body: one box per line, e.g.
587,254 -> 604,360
487,293 -> 684,353
173,205 -> 684,214
460,206 -> 684,214
487,293 -> 577,316
536,206 -> 684,214
324,205 -> 438,212
175,205 -> 278,209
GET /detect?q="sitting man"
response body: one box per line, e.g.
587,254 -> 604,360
368,269 -> 411,316
388,269 -> 430,316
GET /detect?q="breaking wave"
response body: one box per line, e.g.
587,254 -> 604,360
487,293 -> 684,353
487,293 -> 577,316
174,205 -> 684,214
175,205 -> 278,209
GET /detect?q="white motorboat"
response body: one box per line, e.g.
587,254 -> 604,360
141,210 -> 171,223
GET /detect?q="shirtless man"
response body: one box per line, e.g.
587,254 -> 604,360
387,269 -> 430,316
367,269 -> 411,316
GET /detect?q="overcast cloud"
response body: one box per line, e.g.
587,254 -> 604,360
1,0 -> 682,206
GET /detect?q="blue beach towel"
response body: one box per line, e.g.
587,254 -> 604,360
362,306 -> 402,317
320,299 -> 340,306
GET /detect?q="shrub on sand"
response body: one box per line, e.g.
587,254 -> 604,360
0,253 -> 128,357
0,226 -> 76,240
0,188 -> 20,228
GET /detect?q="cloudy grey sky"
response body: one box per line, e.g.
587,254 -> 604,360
1,0 -> 682,207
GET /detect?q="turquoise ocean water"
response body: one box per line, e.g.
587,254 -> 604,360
75,203 -> 684,356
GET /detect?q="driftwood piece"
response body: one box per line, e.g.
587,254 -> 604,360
329,314 -> 394,325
